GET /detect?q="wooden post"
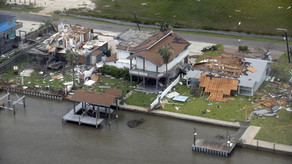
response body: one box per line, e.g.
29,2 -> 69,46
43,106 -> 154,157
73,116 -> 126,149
95,106 -> 98,128
116,99 -> 118,118
108,107 -> 111,126
23,96 -> 26,108
97,106 -> 100,118
73,102 -> 76,114
13,105 -> 15,115
193,128 -> 197,146
8,93 -> 11,107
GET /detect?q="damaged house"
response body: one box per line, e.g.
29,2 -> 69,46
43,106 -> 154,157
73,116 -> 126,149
187,55 -> 270,100
43,23 -> 107,69
0,14 -> 22,55
105,29 -> 190,90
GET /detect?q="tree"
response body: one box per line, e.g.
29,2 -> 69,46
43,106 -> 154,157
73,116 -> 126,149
65,49 -> 79,89
159,22 -> 171,32
158,44 -> 173,86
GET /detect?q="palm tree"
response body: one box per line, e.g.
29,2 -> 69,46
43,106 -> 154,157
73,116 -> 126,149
158,44 -> 173,86
65,49 -> 79,89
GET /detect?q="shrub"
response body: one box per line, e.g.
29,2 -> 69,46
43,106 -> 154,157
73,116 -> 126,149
238,45 -> 249,53
100,65 -> 130,80
201,45 -> 218,52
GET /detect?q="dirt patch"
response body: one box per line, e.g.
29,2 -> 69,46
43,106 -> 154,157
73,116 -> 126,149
32,0 -> 96,15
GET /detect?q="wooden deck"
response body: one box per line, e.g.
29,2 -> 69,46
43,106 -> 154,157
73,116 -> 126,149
62,103 -> 104,128
192,139 -> 236,157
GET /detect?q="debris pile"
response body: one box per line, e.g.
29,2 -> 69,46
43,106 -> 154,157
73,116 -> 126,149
127,118 -> 144,128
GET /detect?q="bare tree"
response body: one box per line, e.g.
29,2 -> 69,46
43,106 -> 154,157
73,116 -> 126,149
256,43 -> 273,60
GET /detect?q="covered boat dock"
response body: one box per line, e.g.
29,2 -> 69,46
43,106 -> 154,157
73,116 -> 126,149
62,89 -> 123,128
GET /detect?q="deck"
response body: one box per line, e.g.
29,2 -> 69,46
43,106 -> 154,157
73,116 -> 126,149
62,103 -> 104,128
192,139 -> 236,157
192,123 -> 249,157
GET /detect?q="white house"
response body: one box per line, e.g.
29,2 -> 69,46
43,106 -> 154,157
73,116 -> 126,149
105,29 -> 190,90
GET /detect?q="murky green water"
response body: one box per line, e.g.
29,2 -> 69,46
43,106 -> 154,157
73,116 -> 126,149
0,93 -> 291,164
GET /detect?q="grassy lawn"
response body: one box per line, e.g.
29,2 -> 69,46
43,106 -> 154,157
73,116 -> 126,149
0,50 -> 21,64
0,57 -> 134,93
161,83 -> 253,122
125,91 -> 157,108
195,44 -> 223,62
83,76 -> 134,93
251,109 -> 292,145
82,0 -> 292,36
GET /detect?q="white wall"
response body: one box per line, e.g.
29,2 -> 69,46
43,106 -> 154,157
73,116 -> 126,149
117,50 -> 130,60
135,49 -> 188,73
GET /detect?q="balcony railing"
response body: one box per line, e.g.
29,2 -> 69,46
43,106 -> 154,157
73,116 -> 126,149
130,67 -> 165,79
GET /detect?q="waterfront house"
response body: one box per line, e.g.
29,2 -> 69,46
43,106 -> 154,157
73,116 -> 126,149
105,29 -> 190,91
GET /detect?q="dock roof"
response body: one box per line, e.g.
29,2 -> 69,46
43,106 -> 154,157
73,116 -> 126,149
71,90 -> 116,107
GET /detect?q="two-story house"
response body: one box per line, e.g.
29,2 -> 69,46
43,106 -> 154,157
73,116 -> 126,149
0,14 -> 22,55
105,29 -> 190,91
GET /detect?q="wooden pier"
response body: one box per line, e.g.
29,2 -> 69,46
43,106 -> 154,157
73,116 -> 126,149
192,139 -> 236,157
62,103 -> 104,128
192,124 -> 249,157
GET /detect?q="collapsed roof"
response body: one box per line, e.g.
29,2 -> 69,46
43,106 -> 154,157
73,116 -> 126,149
199,76 -> 238,102
193,55 -> 250,78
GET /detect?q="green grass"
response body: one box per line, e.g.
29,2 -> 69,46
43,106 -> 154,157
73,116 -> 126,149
0,50 -> 21,64
83,76 -> 135,93
86,0 -> 292,36
195,44 -> 223,62
52,13 -> 292,45
251,109 -> 292,145
0,4 -> 43,13
161,83 -> 253,122
125,91 -> 157,108
0,57 -> 135,92
270,53 -> 292,83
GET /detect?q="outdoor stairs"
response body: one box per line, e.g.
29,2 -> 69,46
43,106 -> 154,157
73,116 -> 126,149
230,122 -> 249,143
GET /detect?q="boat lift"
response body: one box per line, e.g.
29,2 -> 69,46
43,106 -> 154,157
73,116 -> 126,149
0,93 -> 26,115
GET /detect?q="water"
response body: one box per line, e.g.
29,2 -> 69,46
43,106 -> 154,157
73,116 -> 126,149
0,93 -> 291,164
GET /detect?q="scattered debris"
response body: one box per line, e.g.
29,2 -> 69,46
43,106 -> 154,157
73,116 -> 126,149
172,95 -> 188,102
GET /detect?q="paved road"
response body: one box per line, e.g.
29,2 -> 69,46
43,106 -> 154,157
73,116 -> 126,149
0,10 -> 289,52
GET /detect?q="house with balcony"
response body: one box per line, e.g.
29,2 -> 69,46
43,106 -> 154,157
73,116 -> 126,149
105,29 -> 190,91
0,14 -> 22,55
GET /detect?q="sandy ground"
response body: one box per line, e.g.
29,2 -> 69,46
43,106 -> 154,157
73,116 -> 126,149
33,0 -> 95,15
16,20 -> 44,37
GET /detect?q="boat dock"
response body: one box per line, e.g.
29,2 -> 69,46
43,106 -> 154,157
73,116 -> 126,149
192,123 -> 249,157
62,103 -> 104,128
192,139 -> 236,157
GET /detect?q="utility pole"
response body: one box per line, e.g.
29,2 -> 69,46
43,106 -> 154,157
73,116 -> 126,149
277,28 -> 290,63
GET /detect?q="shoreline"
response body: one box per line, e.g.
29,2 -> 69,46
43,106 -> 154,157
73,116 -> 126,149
118,104 -> 292,156
1,89 -> 292,156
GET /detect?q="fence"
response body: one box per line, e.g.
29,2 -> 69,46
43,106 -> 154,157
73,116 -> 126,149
150,75 -> 181,110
